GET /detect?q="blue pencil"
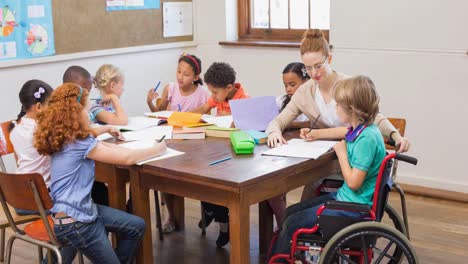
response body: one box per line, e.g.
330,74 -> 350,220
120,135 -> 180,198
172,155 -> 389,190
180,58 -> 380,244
153,81 -> 161,93
178,104 -> 182,112
209,156 -> 232,166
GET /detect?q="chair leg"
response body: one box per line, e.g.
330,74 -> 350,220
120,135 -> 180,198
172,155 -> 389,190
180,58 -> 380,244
0,227 -> 5,262
160,191 -> 165,206
5,234 -> 17,264
154,190 -> 164,241
200,203 -> 206,236
37,246 -> 43,263
47,249 -> 53,264
78,251 -> 84,264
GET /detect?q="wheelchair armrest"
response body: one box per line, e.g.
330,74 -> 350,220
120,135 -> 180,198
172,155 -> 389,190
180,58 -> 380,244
323,200 -> 371,214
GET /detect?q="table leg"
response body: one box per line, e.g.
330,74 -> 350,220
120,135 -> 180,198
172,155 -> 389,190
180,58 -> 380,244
228,194 -> 250,264
259,201 -> 274,255
130,169 -> 153,264
172,195 -> 185,230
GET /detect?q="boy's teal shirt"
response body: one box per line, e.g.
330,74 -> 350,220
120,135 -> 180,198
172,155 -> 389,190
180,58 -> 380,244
336,125 -> 386,205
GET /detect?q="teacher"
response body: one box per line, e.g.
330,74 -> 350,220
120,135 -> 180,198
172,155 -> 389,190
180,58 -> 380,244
266,29 -> 410,201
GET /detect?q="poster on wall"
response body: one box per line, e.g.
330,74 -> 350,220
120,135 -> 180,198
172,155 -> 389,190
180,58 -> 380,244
0,0 -> 55,61
106,0 -> 160,11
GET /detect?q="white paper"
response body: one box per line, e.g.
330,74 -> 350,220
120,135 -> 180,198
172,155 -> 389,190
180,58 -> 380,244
121,126 -> 173,141
262,139 -> 337,159
163,2 -> 193,37
96,133 -> 114,141
28,5 -> 45,18
106,0 -> 125,7
109,116 -> 162,131
136,148 -> 185,165
202,115 -> 233,128
126,0 -> 145,7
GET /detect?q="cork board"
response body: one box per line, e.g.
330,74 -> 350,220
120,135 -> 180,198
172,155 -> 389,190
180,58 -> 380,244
52,0 -> 193,55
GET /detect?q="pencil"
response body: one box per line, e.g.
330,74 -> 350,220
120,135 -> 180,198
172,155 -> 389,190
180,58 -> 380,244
209,156 -> 232,166
155,135 -> 166,143
309,114 -> 321,133
153,81 -> 161,93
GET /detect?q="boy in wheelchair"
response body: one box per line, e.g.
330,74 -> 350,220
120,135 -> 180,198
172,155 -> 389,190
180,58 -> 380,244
269,75 -> 398,263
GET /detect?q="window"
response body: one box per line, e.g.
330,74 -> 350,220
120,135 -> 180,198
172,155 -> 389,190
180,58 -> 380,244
238,0 -> 330,42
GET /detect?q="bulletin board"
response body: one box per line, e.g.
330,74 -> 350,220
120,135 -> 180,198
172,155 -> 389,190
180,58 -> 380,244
52,0 -> 193,55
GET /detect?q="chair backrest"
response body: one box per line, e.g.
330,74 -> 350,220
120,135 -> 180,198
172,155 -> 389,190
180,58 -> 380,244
0,121 -> 14,156
0,121 -> 15,173
0,171 -> 58,245
372,154 -> 395,221
0,172 -> 53,212
385,118 -> 406,151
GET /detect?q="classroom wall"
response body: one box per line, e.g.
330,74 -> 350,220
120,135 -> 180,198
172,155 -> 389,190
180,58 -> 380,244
194,0 -> 468,193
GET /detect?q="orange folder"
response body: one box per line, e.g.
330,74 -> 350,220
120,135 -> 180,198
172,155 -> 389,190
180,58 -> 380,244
167,112 -> 202,127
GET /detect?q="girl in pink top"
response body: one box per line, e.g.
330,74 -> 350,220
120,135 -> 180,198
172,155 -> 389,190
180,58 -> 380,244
146,54 -> 209,233
147,53 -> 209,112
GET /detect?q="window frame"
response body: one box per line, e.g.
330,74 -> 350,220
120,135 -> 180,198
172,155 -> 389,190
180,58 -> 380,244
237,0 -> 329,43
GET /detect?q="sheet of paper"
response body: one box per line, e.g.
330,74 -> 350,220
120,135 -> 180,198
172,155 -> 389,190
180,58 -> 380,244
109,116 -> 161,131
201,115 -> 233,128
229,96 -> 279,131
137,148 -> 185,165
262,139 -> 337,159
163,2 -> 193,37
28,5 -> 45,18
121,126 -> 173,141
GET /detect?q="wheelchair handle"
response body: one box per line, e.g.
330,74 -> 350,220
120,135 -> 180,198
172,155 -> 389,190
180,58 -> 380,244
395,153 -> 418,165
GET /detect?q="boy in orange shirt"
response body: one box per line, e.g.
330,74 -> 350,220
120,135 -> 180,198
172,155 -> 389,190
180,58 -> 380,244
193,62 -> 249,116
193,62 -> 249,247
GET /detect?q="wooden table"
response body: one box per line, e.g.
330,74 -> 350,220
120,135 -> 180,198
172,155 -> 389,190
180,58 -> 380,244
130,131 -> 339,264
94,161 -> 129,212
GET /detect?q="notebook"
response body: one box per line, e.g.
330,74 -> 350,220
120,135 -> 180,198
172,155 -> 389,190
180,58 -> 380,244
229,96 -> 279,131
262,139 -> 337,159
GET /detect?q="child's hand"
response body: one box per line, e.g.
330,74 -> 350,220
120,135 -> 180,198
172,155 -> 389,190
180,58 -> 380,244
100,94 -> 118,107
147,89 -> 159,104
108,127 -> 125,141
154,140 -> 167,151
333,140 -> 347,154
300,128 -> 319,141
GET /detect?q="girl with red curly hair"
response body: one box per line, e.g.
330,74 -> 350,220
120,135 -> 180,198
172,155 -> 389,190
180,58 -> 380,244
35,83 -> 166,263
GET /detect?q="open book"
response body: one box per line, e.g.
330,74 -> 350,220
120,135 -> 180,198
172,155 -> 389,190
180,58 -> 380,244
109,116 -> 165,131
201,115 -> 233,128
262,139 -> 337,159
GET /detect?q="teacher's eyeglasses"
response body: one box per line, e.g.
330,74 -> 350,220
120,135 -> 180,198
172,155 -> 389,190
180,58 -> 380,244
305,56 -> 328,72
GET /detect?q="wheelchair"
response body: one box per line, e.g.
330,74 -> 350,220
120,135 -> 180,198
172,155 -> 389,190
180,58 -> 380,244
268,152 -> 418,264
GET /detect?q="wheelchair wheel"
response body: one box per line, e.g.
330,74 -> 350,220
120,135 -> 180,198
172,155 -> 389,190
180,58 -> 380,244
319,222 -> 417,264
383,204 -> 408,238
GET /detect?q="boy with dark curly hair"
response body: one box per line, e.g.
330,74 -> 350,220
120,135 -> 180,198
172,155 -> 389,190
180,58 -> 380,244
193,62 -> 250,247
193,62 -> 249,116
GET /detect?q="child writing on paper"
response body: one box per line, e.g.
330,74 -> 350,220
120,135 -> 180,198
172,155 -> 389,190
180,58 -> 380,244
269,75 -> 386,258
147,53 -> 209,112
34,83 -> 166,263
89,64 -> 128,125
193,62 -> 250,247
266,63 -> 312,227
277,62 -> 310,129
146,54 -> 209,234
9,80 -> 114,216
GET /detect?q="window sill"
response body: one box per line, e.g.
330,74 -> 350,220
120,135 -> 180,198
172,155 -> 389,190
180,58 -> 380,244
219,40 -> 300,48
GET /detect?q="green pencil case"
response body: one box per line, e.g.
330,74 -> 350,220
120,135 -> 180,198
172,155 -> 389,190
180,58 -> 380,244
230,131 -> 255,155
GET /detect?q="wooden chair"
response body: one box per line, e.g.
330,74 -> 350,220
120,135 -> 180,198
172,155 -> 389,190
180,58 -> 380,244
0,171 -> 86,264
0,121 -> 40,261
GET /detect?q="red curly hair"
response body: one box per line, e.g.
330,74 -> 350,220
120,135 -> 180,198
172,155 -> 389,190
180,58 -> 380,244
34,83 -> 93,155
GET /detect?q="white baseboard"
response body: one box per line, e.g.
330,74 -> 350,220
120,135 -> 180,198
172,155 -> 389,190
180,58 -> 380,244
398,173 -> 468,194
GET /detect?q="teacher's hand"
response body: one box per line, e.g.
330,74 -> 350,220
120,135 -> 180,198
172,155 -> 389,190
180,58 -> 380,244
267,131 -> 287,148
395,136 -> 411,153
